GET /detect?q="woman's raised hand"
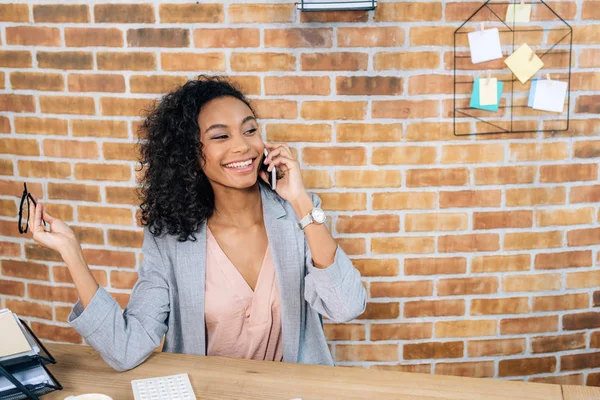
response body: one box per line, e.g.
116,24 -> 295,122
28,195 -> 80,256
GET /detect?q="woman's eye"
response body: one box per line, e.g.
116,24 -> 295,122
213,134 -> 227,139
245,128 -> 257,135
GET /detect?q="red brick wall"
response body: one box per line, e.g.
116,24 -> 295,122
0,0 -> 599,385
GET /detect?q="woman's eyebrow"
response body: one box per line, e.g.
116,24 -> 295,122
205,116 -> 256,133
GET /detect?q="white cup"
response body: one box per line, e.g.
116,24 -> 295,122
64,394 -> 113,400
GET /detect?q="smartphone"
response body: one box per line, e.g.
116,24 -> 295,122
261,148 -> 277,190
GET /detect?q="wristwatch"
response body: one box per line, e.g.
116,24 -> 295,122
298,207 -> 326,230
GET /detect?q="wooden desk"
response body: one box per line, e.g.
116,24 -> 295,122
43,344 -> 598,400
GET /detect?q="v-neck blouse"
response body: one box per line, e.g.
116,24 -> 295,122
204,227 -> 283,361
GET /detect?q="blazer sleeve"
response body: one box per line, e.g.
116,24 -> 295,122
302,193 -> 367,323
68,226 -> 170,372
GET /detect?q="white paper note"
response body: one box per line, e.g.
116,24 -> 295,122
468,28 -> 503,64
533,79 -> 568,113
479,78 -> 498,106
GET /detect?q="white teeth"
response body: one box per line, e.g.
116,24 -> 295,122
225,159 -> 253,168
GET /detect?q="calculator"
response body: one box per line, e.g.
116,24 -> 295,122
131,373 -> 196,400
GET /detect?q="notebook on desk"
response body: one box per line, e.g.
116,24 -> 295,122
0,309 -> 62,400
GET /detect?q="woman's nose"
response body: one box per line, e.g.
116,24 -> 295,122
231,132 -> 251,152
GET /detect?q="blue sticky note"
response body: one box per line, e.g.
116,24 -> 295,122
528,78 -> 538,107
470,77 -> 504,112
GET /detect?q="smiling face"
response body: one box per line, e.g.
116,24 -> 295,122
198,95 -> 264,191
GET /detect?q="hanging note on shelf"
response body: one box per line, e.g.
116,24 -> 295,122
504,43 -> 544,84
506,2 -> 532,23
479,75 -> 498,106
528,78 -> 538,107
532,75 -> 568,113
470,77 -> 504,112
468,25 -> 503,64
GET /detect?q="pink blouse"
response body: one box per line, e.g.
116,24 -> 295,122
204,227 -> 283,361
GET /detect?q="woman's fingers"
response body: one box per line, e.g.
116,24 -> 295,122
34,200 -> 44,233
267,155 -> 296,172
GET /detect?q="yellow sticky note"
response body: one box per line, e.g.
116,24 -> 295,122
479,78 -> 498,106
504,43 -> 544,84
506,4 -> 532,23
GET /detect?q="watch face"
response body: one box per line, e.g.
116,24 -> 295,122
311,208 -> 326,223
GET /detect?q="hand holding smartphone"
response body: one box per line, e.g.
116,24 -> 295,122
262,148 -> 277,190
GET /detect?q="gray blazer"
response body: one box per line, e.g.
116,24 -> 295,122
68,183 -> 366,372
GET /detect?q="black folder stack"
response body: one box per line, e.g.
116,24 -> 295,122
0,309 -> 62,400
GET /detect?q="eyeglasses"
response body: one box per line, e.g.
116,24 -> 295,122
18,183 -> 46,234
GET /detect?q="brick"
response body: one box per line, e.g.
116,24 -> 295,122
266,123 -> 330,143
98,52 -> 156,71
300,9 -> 367,23
503,273 -> 561,292
6,27 -> 60,46
250,99 -> 297,119
589,371 -> 600,386
130,75 -> 187,94
372,364 -> 431,373
0,51 -> 31,68
371,322 -> 431,341
159,3 -> 223,23
265,28 -> 332,48
535,250 -> 592,270
1,260 -> 49,281
375,52 -> 439,70
318,192 -> 366,211
53,266 -> 107,287
574,140 -> 600,158
323,324 -> 365,341
408,74 -> 462,95
71,119 -> 128,138
438,233 -> 499,252
31,322 -> 81,344
231,52 -> 295,72
499,357 -> 556,377
0,117 -> 9,134
229,4 -> 292,23
40,96 -> 95,115
43,140 -> 98,159
302,170 -> 331,189
563,312 -> 600,330
0,279 -> 25,296
576,95 -> 600,114
100,97 -> 153,117
372,146 -> 436,165
336,344 -> 397,362
108,229 -> 143,248
441,144 -> 504,164
338,27 -> 404,47
440,190 -> 501,208
435,361 -> 494,378
110,271 -> 139,289
406,168 -> 469,187
302,101 -> 366,120
14,117 -> 68,136
371,236 -> 435,254
161,52 -> 225,71
301,53 -> 368,71
533,293 -> 589,312
78,205 -> 132,225
562,352 -> 600,372
509,142 -> 569,161
583,1 -> 600,19
0,160 -> 13,176
533,1 -> 577,20
68,74 -> 125,93
551,26 -> 600,45
0,199 -> 17,217
336,215 -> 398,234
265,77 -> 330,96
410,26 -> 454,46
580,49 -> 600,68
471,297 -> 530,316
567,227 -> 600,246
25,244 -> 63,263
506,187 -> 566,206
501,316 -> 558,335
102,142 -> 136,161
0,95 -> 35,113
475,166 -> 536,185
540,164 -> 598,183
468,338 -> 525,357
537,207 -> 594,227
74,163 -> 131,183
337,123 -> 402,142
0,138 -> 40,156
29,283 -> 79,303
0,4 -> 29,21
65,28 -> 123,47
337,238 -> 365,255
5,299 -> 52,320
357,302 -> 399,320
351,259 -> 398,277
404,257 -> 465,276
404,341 -> 463,360
44,203 -> 74,222
335,170 -> 401,188
370,280 -> 432,298
18,160 -> 70,179
531,374 -> 584,386
372,192 -> 436,210
105,186 -> 139,206
34,5 -> 89,22
405,213 -> 468,232
10,72 -> 64,91
128,29 -> 189,48
71,226 -> 104,245
437,277 -> 498,296
405,299 -> 464,318
567,270 -> 600,289
303,147 -> 365,166
372,100 -> 438,119
505,231 -> 563,250
473,210 -> 533,229
95,4 -> 154,23
571,185 -> 600,203
37,51 -> 93,70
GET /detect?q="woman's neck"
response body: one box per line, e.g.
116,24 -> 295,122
209,183 -> 263,229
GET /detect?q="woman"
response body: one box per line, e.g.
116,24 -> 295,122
27,75 -> 366,372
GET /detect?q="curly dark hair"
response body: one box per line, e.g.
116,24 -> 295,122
137,75 -> 258,242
